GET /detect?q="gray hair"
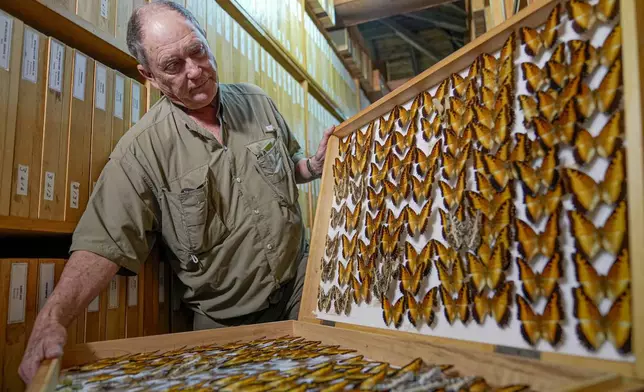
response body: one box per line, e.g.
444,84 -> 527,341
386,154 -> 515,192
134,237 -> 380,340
127,0 -> 207,68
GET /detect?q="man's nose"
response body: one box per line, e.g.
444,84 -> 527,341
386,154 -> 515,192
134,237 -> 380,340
186,58 -> 202,79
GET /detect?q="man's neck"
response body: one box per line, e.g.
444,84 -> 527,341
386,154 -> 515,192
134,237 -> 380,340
186,98 -> 220,127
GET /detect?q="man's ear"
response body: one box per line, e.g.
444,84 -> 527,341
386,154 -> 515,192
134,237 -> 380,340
137,65 -> 159,90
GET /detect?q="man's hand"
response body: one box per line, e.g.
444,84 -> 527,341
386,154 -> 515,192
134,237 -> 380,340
19,315 -> 67,384
309,125 -> 335,175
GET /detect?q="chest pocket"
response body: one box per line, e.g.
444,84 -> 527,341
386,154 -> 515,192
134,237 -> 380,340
160,165 -> 229,271
247,133 -> 298,206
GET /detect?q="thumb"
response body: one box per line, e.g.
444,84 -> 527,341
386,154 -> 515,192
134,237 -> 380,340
43,341 -> 64,359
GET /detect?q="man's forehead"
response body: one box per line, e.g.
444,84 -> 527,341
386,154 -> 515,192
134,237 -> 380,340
142,10 -> 199,50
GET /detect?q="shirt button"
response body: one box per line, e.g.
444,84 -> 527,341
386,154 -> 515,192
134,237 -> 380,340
235,177 -> 241,183
223,146 -> 228,151
267,244 -> 273,250
253,209 -> 259,214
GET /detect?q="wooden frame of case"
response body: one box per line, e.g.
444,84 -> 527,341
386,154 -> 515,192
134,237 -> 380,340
28,0 -> 644,390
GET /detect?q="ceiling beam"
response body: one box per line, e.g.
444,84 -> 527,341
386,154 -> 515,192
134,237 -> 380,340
379,19 -> 441,63
334,0 -> 455,27
403,12 -> 467,33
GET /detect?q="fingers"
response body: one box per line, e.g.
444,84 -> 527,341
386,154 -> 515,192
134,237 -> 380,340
19,341 -> 44,385
43,341 -> 64,359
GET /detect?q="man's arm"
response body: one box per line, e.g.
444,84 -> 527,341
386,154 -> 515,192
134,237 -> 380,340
19,251 -> 120,384
293,125 -> 335,184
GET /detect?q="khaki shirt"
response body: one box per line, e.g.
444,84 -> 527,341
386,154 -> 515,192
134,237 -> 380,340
70,83 -> 306,319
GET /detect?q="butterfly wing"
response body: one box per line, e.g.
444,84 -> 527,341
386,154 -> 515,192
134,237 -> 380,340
606,249 -> 630,301
516,294 -> 539,346
573,287 -> 605,351
517,257 -> 538,303
456,283 -> 471,323
601,201 -> 627,255
606,286 -> 632,354
440,285 -> 457,325
541,288 -> 564,346
540,253 -> 563,300
492,281 -> 514,328
516,219 -> 539,261
597,60 -> 623,113
574,253 -> 603,305
568,0 -> 597,33
570,210 -> 601,260
468,253 -> 488,294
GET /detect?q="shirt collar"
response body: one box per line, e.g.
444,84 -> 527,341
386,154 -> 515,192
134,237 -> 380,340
168,85 -> 226,141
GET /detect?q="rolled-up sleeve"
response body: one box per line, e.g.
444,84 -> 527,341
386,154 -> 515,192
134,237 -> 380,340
69,153 -> 158,274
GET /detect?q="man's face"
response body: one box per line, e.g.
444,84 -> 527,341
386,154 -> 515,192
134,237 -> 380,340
138,10 -> 218,110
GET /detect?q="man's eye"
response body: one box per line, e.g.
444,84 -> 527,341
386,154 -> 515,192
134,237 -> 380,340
165,62 -> 179,72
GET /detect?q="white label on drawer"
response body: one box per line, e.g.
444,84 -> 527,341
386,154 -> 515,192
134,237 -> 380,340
16,164 -> 28,196
158,264 -> 165,304
8,263 -> 28,324
38,263 -> 55,312
48,40 -> 64,93
100,0 -> 109,19
0,12 -> 13,71
95,64 -> 107,111
127,276 -> 138,307
108,277 -> 119,309
70,181 -> 80,209
88,295 -> 99,312
73,52 -> 87,101
131,82 -> 140,123
114,74 -> 124,119
44,171 -> 55,201
22,28 -> 38,83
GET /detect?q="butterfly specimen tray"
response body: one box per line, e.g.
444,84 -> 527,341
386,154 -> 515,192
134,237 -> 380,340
30,0 -> 644,391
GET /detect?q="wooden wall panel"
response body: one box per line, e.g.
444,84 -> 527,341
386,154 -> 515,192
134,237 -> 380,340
39,38 -> 73,221
157,261 -> 170,335
0,259 -> 38,392
64,51 -> 94,223
0,16 -> 23,217
10,27 -> 47,219
89,62 -> 113,194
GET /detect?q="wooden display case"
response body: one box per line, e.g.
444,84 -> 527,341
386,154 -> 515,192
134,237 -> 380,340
27,0 -> 644,391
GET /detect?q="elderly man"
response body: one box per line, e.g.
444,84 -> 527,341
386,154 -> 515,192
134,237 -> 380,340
19,0 -> 334,383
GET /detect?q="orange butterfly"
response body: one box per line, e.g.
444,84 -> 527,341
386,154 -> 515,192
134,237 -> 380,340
434,79 -> 450,106
466,56 -> 481,81
415,140 -> 442,179
356,122 -> 374,149
385,169 -> 411,207
352,275 -> 372,305
569,41 -> 599,79
379,224 -> 403,258
442,144 -> 471,180
565,151 -> 625,214
474,172 -> 496,201
575,81 -> 596,121
466,185 -> 513,219
463,79 -> 479,103
519,4 -> 561,57
342,234 -> 358,260
421,91 -> 437,118
516,287 -> 564,347
568,0 -> 596,33
569,200 -> 627,260
441,283 -> 471,325
601,25 -> 621,67
409,94 -> 423,123
533,100 -> 577,149
500,32 -> 516,64
497,133 -> 532,163
471,107 -> 513,151
392,125 -> 416,156
597,0 -> 619,22
406,287 -> 439,328
367,186 -> 385,212
365,210 -> 385,238
382,295 -> 405,328
467,243 -> 508,294
574,285 -> 631,354
545,59 -> 569,90
574,111 -> 623,165
444,126 -> 473,156
338,259 -> 354,287
338,135 -> 353,157
344,203 -> 362,233
516,212 -> 560,261
481,201 -> 514,249
430,240 -> 458,268
517,253 -> 563,303
480,152 -> 514,191
513,148 -> 559,197
405,202 -> 432,237
385,208 -> 406,233
574,249 -> 630,306
420,116 -> 442,142
393,105 -> 411,130
377,115 -> 390,140
551,42 -> 566,64
472,281 -> 514,327
525,182 -> 563,224
405,242 -> 431,278
439,170 -> 466,211
521,62 -> 548,94
411,175 -> 432,205
596,59 -> 622,114
399,263 -> 424,296
480,84 -> 513,117
518,95 -> 539,127
436,257 -> 467,297
536,89 -> 559,122
374,136 -> 393,164
450,73 -> 466,97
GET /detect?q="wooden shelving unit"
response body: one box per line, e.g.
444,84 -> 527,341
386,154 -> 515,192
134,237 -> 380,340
0,216 -> 76,236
